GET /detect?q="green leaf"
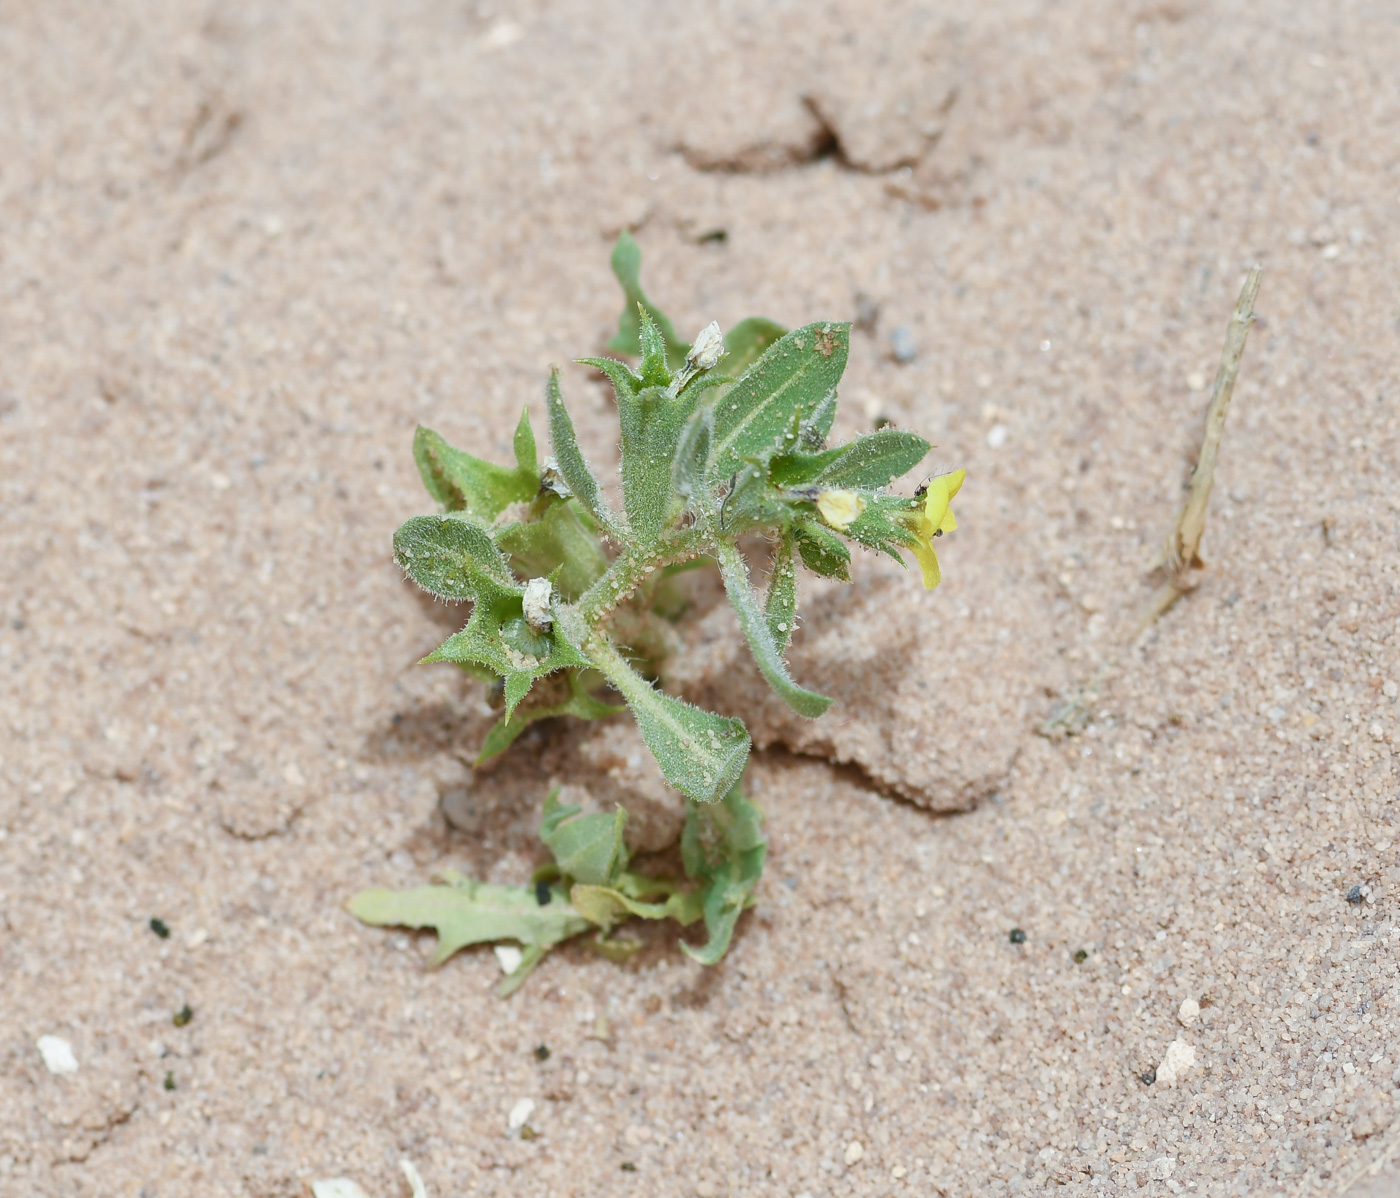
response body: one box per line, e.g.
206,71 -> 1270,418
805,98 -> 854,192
606,232 -> 687,367
764,531 -> 798,654
715,542 -> 830,718
546,370 -> 620,536
812,429 -> 929,488
513,406 -> 538,475
347,878 -> 590,975
475,670 -> 622,763
495,497 -> 609,600
577,356 -> 641,405
801,388 -> 838,450
394,514 -> 515,600
540,791 -> 628,887
793,521 -> 852,581
842,493 -> 922,563
588,636 -> 750,805
708,322 -> 851,479
680,787 -> 766,965
671,406 -> 714,509
412,425 -> 537,520
619,385 -> 687,542
720,317 -> 788,378
569,882 -> 702,932
421,564 -> 590,718
637,307 -> 673,389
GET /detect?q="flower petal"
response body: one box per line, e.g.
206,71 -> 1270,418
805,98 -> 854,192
911,540 -> 942,590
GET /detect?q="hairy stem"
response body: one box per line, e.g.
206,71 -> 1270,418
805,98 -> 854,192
574,525 -> 708,627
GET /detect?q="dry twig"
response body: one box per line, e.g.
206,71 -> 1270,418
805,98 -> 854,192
1138,266 -> 1262,636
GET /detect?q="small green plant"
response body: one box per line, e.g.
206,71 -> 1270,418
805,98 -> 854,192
351,234 -> 964,992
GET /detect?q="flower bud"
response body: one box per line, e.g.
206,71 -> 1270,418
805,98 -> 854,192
686,321 -> 727,372
815,488 -> 866,531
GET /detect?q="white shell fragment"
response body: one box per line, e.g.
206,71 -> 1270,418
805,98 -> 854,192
1177,997 -> 1200,1028
522,577 -> 553,632
493,944 -> 524,975
1154,1037 -> 1197,1088
508,1097 -> 536,1131
37,1035 -> 78,1075
311,1180 -> 369,1198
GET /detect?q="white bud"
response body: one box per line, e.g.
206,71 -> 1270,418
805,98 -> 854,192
686,321 -> 726,372
522,577 -> 553,632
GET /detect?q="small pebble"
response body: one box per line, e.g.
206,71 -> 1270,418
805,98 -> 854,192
1140,1067 -> 1157,1085
173,1005 -> 194,1028
845,1140 -> 865,1165
1346,885 -> 1363,904
534,1044 -> 550,1061
508,1097 -> 535,1131
494,945 -> 524,975
312,1181 -> 370,1198
1177,997 -> 1200,1028
1009,928 -> 1027,944
890,326 -> 917,363
36,1035 -> 78,1075
1072,949 -> 1089,964
149,917 -> 171,939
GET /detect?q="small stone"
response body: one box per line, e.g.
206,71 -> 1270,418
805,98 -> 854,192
1154,1038 -> 1197,1089
534,1044 -> 551,1061
890,325 -> 917,363
149,917 -> 171,939
172,1004 -> 194,1028
695,1182 -> 718,1198
986,423 -> 1009,449
1346,885 -> 1364,904
1073,949 -> 1089,964
845,1140 -> 865,1165
495,945 -> 524,975
1009,927 -> 1027,944
1186,371 -> 1207,391
1177,998 -> 1200,1028
1150,1156 -> 1176,1181
37,1035 -> 78,1075
508,1097 -> 536,1131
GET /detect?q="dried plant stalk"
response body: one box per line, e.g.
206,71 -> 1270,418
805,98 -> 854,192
1139,266 -> 1262,635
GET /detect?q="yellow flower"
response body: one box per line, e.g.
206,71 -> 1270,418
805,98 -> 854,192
815,488 -> 866,531
910,469 -> 964,590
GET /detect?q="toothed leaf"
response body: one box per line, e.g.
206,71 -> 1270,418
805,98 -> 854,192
412,425 -> 537,520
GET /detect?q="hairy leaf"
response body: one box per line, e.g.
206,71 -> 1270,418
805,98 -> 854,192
794,521 -> 852,581
716,542 -> 830,718
765,531 -> 798,654
412,426 -> 537,520
394,514 -> 515,600
495,497 -> 608,600
546,370 -> 619,536
671,406 -> 714,509
619,385 -> 687,542
708,322 -> 850,479
589,637 -> 750,805
577,356 -> 641,404
637,307 -> 673,389
811,429 -> 929,488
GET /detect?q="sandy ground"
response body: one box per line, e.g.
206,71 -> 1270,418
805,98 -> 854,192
3,1 -> 1400,1195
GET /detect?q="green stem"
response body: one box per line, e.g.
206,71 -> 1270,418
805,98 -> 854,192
574,526 -> 708,627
